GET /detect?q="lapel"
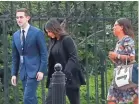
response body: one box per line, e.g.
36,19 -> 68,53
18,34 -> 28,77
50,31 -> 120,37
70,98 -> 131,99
24,26 -> 33,50
48,39 -> 55,58
14,30 -> 22,53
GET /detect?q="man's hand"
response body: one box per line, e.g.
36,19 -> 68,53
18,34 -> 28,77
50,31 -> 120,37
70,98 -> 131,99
11,76 -> 17,86
36,72 -> 44,81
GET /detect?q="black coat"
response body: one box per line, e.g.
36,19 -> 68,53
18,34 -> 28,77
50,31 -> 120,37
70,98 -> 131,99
46,35 -> 86,88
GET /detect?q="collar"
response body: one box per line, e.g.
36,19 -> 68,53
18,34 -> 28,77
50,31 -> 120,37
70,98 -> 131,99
21,23 -> 30,33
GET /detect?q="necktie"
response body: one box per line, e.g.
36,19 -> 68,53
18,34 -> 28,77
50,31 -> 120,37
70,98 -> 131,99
22,30 -> 25,55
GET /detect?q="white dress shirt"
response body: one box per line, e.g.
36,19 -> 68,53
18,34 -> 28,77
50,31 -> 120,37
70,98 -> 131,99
20,23 -> 30,41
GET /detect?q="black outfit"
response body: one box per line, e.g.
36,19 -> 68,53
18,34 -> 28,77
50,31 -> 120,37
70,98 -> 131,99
46,35 -> 85,104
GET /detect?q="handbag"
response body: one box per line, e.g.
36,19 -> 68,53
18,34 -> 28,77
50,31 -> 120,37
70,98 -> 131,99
78,64 -> 86,85
114,58 -> 138,90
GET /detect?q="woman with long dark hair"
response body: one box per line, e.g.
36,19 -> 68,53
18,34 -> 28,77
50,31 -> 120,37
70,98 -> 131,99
107,18 -> 138,104
44,18 -> 85,104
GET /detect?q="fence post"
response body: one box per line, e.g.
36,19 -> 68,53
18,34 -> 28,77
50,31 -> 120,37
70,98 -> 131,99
52,63 -> 66,104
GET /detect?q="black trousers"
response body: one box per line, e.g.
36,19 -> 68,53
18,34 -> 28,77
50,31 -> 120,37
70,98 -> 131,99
45,84 -> 80,104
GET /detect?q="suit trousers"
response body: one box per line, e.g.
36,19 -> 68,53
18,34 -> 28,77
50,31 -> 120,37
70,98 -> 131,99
45,83 -> 80,104
22,77 -> 39,104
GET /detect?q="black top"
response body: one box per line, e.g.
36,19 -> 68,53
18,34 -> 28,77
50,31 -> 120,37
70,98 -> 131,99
51,39 -> 61,63
46,35 -> 86,88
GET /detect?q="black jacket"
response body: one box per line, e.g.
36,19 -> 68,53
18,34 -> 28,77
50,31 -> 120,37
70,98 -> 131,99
46,35 -> 86,88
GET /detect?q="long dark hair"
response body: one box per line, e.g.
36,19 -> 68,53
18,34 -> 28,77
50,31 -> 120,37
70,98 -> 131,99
44,18 -> 67,37
116,18 -> 134,39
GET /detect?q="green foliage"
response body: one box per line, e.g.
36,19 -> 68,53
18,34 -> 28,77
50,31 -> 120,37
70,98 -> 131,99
0,80 -> 4,104
0,1 -> 138,104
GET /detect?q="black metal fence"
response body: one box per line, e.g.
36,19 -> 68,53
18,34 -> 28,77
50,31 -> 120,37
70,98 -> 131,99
0,1 -> 138,104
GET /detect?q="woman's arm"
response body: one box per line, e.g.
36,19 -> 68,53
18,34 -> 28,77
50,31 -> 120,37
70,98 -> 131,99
118,54 -> 135,62
109,52 -> 135,63
109,37 -> 135,63
62,36 -> 78,73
